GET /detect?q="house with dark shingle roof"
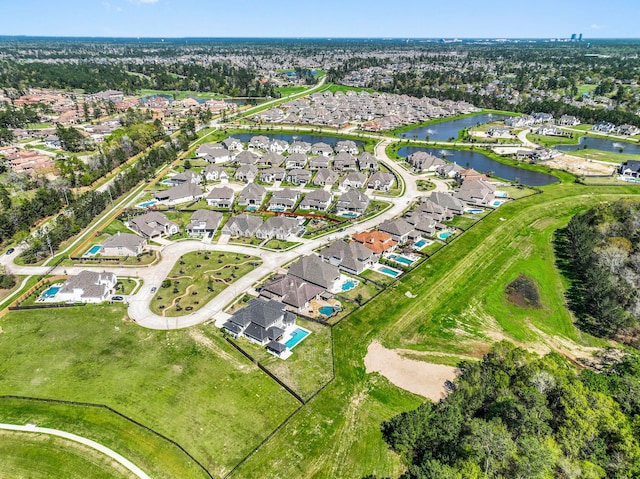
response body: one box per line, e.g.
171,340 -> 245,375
377,218 -> 415,244
299,189 -> 333,211
340,172 -> 368,190
309,156 -> 330,170
56,270 -> 117,304
223,298 -> 296,347
206,186 -> 235,209
269,188 -> 299,211
336,189 -> 369,214
357,152 -> 378,171
102,232 -> 146,257
367,172 -> 394,191
288,255 -> 340,291
313,168 -> 339,187
222,214 -> 263,237
429,191 -> 466,215
256,216 -> 303,240
285,153 -> 308,169
260,275 -> 323,312
257,151 -> 285,168
235,164 -> 259,183
453,178 -> 496,206
187,210 -> 223,237
286,169 -> 313,186
154,182 -> 203,205
238,182 -> 267,207
260,167 -> 286,184
129,211 -> 179,238
235,150 -> 260,166
318,240 -> 375,275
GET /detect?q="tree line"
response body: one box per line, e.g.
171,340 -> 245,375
376,342 -> 640,479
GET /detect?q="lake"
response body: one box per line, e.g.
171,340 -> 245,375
397,146 -> 558,186
554,136 -> 640,155
397,113 -> 512,141
234,133 -> 366,147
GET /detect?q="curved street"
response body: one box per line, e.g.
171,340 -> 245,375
0,422 -> 151,479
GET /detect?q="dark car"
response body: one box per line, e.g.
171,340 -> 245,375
150,287 -> 157,293
111,296 -> 124,301
5,248 -> 14,255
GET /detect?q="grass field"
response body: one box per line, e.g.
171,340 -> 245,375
566,148 -> 640,163
150,251 -> 260,316
0,305 -> 299,478
0,429 -> 133,479
230,182 -> 640,479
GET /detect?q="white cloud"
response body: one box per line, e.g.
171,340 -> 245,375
102,2 -> 122,11
590,24 -> 606,30
129,0 -> 159,3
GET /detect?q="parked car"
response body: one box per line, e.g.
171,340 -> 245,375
5,248 -> 14,255
150,287 -> 157,293
111,296 -> 124,301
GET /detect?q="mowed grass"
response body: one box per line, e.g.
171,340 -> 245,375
231,182 -> 640,479
0,305 -> 299,478
0,430 -> 134,479
150,251 -> 261,316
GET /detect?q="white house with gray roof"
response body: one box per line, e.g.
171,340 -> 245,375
318,240 -> 374,275
101,232 -> 146,257
222,214 -> 263,237
155,182 -> 203,205
269,188 -> 299,211
336,189 -> 369,214
288,255 -> 340,291
238,182 -> 266,207
129,211 -> 179,238
206,186 -> 235,209
186,210 -> 223,237
235,164 -> 259,183
378,218 -> 416,244
256,216 -> 303,240
367,172 -> 395,191
299,189 -> 333,211
56,270 -> 117,304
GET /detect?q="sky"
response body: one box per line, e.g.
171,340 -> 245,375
1,0 -> 638,39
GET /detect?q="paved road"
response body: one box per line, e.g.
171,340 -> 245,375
0,423 -> 151,479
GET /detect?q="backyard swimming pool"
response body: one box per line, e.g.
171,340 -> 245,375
284,327 -> 310,349
341,279 -> 358,292
40,285 -> 61,300
340,211 -> 359,218
137,199 -> 158,209
84,245 -> 102,257
387,254 -> 416,266
491,199 -> 506,207
465,208 -> 484,214
438,231 -> 453,240
377,266 -> 401,278
319,306 -> 335,316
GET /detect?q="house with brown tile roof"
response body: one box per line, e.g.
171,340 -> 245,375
352,231 -> 398,255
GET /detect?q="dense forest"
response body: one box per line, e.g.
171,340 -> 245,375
378,342 -> 640,479
559,200 -> 640,345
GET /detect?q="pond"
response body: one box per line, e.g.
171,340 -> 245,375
397,146 -> 558,186
234,133 -> 366,148
397,113 -> 512,141
554,136 -> 640,155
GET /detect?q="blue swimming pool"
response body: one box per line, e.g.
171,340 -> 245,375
340,211 -> 359,218
40,285 -> 61,299
491,200 -> 505,207
84,245 -> 102,256
246,206 -> 257,211
466,208 -> 483,214
341,280 -> 357,292
378,266 -> 401,278
388,254 -> 415,266
319,306 -> 335,316
137,200 -> 158,208
285,328 -> 310,349
495,191 -> 508,198
438,232 -> 452,240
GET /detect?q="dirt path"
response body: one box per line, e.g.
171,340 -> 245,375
364,342 -> 457,401
162,284 -> 195,317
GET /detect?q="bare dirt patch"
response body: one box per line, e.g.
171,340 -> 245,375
545,153 -> 615,176
505,274 -> 541,309
364,342 -> 457,401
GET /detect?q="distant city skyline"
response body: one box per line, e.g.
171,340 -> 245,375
1,0 -> 639,39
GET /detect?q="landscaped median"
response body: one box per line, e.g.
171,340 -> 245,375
150,251 -> 261,316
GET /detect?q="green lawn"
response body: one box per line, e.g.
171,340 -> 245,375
445,215 -> 480,230
227,318 -> 333,401
0,305 -> 299,478
150,251 -> 261,316
566,148 -> 640,163
230,182 -> 640,479
0,429 -> 133,479
275,86 -> 309,97
101,219 -> 131,236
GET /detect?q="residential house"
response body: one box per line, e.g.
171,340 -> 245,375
436,162 -> 463,178
406,212 -> 442,237
407,151 -> 446,172
235,164 -> 259,183
318,240 -> 374,275
311,142 -> 333,156
202,165 -> 229,182
377,218 -> 415,244
269,139 -> 289,153
352,231 -> 398,255
336,189 -> 369,214
222,214 -> 263,237
44,135 -> 62,149
223,298 -> 296,349
333,152 -> 358,171
197,143 -> 224,158
248,135 -> 270,151
416,199 -> 452,221
289,141 -> 311,154
222,137 -> 243,151
235,150 -> 259,166
309,156 -> 330,169
313,168 -> 339,187
535,126 -> 566,137
238,182 -> 267,207
286,169 -> 312,186
335,140 -> 359,155
269,188 -> 299,211
285,153 -> 308,169
186,210 -> 223,237
56,270 -> 117,304
288,255 -> 341,291
260,167 -> 286,184
486,127 -> 512,138
256,216 -> 303,240
592,121 -> 616,134
167,171 -> 201,186
454,178 -> 496,206
532,112 -> 554,124
429,191 -> 466,215
155,182 -> 203,205
203,148 -> 232,164
129,211 -> 179,238
340,172 -> 368,190
357,152 -> 378,171
618,124 -> 640,136
101,232 -> 146,257
367,172 -> 394,191
505,115 -> 535,128
558,115 -> 580,126
299,189 -> 333,211
206,186 -> 235,209
619,160 -> 640,178
260,275 -> 323,313
258,151 -> 285,168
